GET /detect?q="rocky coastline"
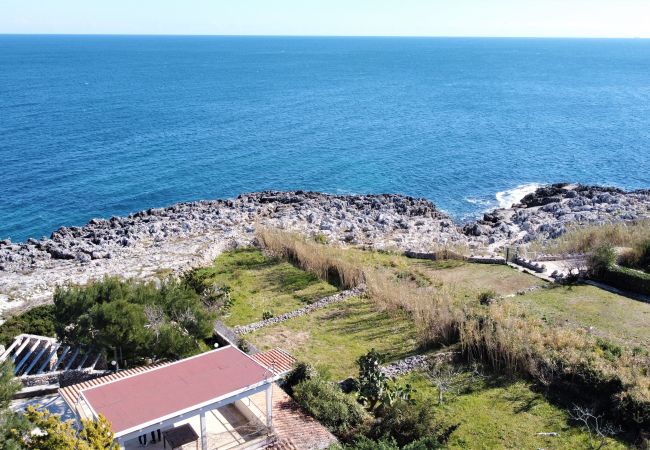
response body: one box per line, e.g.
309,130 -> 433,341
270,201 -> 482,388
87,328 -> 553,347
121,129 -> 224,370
1,184 -> 649,315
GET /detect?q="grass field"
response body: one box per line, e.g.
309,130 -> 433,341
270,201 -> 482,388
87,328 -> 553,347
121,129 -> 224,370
410,259 -> 545,298
196,248 -> 338,327
511,284 -> 650,348
401,371 -> 625,449
247,296 -> 419,379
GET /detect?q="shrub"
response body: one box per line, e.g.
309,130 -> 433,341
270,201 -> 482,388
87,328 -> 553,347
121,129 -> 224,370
0,305 -> 56,346
370,400 -> 442,448
587,244 -> 616,277
334,436 -> 442,450
314,233 -> 329,245
182,269 -> 234,312
284,361 -> 316,396
596,338 -> 622,361
599,265 -> 650,296
477,290 -> 497,305
262,310 -> 274,321
237,338 -> 251,354
335,437 -> 399,450
403,436 -> 444,450
293,377 -> 366,433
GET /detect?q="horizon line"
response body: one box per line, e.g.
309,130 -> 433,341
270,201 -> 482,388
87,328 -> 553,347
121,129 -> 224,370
1,33 -> 649,40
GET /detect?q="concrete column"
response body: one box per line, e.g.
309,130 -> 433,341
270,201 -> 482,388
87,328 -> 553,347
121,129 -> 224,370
265,384 -> 273,430
200,411 -> 208,450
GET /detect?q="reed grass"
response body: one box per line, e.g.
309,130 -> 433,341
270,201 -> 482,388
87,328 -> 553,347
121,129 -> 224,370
257,228 -> 364,289
532,220 -> 650,255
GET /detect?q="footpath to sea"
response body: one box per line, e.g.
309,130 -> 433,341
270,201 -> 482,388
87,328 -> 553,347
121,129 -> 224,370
1,183 -> 649,314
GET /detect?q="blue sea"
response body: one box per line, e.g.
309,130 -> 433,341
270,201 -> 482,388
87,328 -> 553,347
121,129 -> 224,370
1,36 -> 649,242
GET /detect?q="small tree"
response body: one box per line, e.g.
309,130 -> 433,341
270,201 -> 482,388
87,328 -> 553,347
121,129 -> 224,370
0,360 -> 30,449
79,415 -> 115,449
568,405 -> 619,450
17,406 -> 114,449
427,363 -> 463,405
19,406 -> 79,449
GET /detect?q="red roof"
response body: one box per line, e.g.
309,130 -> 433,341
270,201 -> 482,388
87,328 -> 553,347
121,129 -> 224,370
80,346 -> 272,435
251,348 -> 295,376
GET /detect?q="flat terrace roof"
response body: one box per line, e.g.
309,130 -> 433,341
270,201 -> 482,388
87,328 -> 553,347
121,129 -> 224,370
80,346 -> 273,436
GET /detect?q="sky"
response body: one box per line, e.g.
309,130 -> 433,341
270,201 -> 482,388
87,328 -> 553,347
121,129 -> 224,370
0,0 -> 649,38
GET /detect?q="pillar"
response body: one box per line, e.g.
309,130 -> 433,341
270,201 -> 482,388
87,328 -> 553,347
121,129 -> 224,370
200,411 -> 208,450
265,384 -> 273,430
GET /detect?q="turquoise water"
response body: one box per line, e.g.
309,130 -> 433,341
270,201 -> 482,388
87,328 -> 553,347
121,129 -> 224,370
1,36 -> 649,241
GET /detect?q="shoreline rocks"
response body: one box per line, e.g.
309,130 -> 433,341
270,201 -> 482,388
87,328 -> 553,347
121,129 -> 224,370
1,185 -> 649,314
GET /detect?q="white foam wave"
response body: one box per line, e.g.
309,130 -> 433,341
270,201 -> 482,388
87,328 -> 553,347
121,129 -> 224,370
495,183 -> 541,209
464,197 -> 492,207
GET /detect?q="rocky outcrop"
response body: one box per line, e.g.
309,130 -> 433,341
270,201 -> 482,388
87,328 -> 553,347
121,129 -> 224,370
463,184 -> 650,248
0,192 -> 462,312
1,185 -> 649,314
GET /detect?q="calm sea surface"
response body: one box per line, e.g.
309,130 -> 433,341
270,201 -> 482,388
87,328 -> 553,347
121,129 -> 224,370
1,36 -> 649,241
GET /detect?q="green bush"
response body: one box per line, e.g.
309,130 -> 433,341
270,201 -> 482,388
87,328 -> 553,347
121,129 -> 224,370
53,277 -> 216,364
284,361 -> 316,396
0,305 -> 56,346
402,437 -> 444,450
332,436 -> 442,450
237,338 -> 251,354
262,311 -> 273,321
599,265 -> 650,296
587,244 -> 617,277
477,290 -> 497,305
334,437 -> 399,450
293,377 -> 366,433
370,400 -> 442,448
182,269 -> 234,312
596,338 -> 622,362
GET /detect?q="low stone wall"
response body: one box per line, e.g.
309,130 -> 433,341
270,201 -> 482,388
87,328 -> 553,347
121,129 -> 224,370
380,352 -> 460,378
233,287 -> 364,335
512,255 -> 546,273
467,256 -> 506,264
404,250 -> 506,265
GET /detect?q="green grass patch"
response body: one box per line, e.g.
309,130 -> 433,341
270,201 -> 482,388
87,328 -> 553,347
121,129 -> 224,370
192,248 -> 338,327
400,371 -> 626,449
512,284 -> 650,348
247,296 -> 419,380
413,261 -> 544,297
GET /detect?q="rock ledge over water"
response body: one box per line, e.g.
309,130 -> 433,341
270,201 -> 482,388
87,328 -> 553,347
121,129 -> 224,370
1,185 -> 648,313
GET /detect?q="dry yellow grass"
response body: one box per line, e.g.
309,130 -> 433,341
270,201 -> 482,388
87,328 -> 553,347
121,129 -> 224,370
532,220 -> 650,255
257,228 -> 364,289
